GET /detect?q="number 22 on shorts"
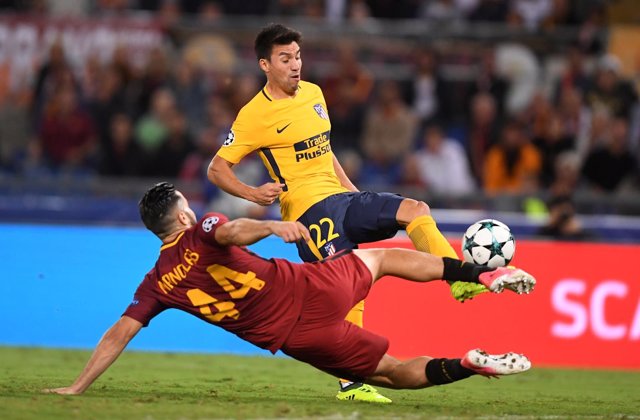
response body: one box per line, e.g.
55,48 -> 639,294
308,217 -> 339,255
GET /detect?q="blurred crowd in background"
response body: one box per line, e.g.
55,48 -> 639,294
0,0 -> 639,232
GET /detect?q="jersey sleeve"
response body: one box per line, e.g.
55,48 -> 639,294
216,108 -> 259,164
195,212 -> 230,246
122,285 -> 167,327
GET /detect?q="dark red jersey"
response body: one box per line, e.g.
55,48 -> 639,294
123,213 -> 307,353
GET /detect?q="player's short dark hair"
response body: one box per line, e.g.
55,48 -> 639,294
254,23 -> 302,61
139,182 -> 181,237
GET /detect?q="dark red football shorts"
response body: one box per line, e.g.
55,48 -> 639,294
280,251 -> 390,382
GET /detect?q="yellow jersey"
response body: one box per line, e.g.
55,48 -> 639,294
216,81 -> 349,221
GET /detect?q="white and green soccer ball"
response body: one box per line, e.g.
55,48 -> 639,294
461,219 -> 515,268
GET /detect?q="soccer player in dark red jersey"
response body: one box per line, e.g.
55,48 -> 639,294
44,182 -> 535,397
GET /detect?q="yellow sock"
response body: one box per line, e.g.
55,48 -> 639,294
339,300 -> 365,385
406,215 -> 458,258
344,300 -> 364,327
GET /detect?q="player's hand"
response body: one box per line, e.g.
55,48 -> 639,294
42,386 -> 82,395
269,221 -> 311,244
251,182 -> 285,206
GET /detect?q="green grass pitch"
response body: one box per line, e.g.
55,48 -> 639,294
1,346 -> 639,419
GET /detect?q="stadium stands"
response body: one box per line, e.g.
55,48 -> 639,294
0,1 -> 638,240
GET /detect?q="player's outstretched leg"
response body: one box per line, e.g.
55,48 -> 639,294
354,249 -> 536,299
461,349 -> 532,377
365,350 -> 532,389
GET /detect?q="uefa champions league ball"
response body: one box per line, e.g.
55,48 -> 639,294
461,219 -> 515,268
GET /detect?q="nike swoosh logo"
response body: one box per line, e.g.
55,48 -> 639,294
276,123 -> 292,134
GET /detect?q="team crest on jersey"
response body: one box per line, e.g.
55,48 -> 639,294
223,129 -> 235,146
324,242 -> 336,256
313,103 -> 329,120
202,216 -> 220,232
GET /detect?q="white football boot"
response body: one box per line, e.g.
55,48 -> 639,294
462,349 -> 532,377
478,267 -> 536,294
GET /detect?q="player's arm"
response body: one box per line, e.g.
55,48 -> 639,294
215,218 -> 311,246
43,316 -> 142,395
332,154 -> 359,192
208,155 -> 285,206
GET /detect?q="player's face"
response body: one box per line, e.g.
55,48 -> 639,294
262,42 -> 301,96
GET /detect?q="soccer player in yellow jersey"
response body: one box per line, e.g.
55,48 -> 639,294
208,23 -> 487,403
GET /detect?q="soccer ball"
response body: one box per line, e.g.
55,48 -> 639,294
461,219 -> 515,267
